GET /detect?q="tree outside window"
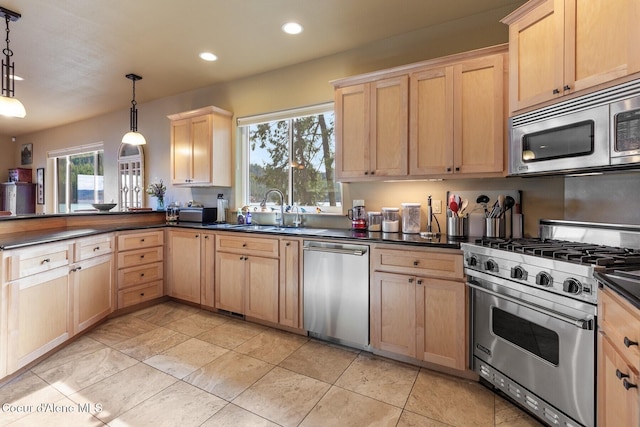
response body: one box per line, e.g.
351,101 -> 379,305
244,108 -> 341,212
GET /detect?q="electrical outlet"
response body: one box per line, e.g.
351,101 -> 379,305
432,200 -> 442,214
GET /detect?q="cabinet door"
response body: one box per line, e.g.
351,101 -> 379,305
409,67 -> 454,176
370,76 -> 408,177
72,254 -> 114,335
7,267 -> 70,373
568,0 -> 640,92
506,0 -> 564,112
170,118 -> 192,184
454,54 -> 504,175
416,278 -> 466,370
167,230 -> 202,304
279,239 -> 300,328
598,333 -> 639,426
245,256 -> 279,323
371,271 -> 416,358
335,84 -> 370,180
215,252 -> 245,314
190,114 -> 213,184
201,233 -> 215,309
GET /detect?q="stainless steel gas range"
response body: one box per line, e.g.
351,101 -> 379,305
462,220 -> 640,427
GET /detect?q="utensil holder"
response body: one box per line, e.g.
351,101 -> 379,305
447,216 -> 468,238
485,218 -> 505,238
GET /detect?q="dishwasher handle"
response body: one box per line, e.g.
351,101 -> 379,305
303,243 -> 367,256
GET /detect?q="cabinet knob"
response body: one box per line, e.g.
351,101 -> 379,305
371,171 -> 375,175
624,379 -> 638,390
204,236 -> 209,239
195,234 -> 199,238
413,261 -> 419,266
417,279 -> 423,285
141,238 -> 145,242
624,336 -> 638,348
242,243 -> 247,247
140,254 -> 145,259
553,88 -> 560,94
446,167 -> 452,172
140,273 -> 145,277
140,292 -> 145,296
364,171 -> 369,175
408,278 -> 414,283
93,246 -> 100,251
455,167 -> 460,172
563,85 -> 571,91
41,258 -> 50,264
286,242 -> 291,246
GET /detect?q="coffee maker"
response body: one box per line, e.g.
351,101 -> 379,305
348,199 -> 367,230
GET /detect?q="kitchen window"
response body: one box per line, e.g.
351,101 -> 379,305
238,103 -> 342,213
48,143 -> 104,213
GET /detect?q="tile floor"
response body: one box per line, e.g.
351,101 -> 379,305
0,302 -> 542,426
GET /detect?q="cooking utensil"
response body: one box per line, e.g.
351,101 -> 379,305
449,200 -> 458,215
476,195 -> 490,217
458,198 -> 468,217
501,196 -> 515,217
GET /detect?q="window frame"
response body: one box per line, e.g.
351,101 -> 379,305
238,102 -> 342,214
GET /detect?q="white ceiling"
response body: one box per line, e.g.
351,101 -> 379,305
0,0 -> 525,136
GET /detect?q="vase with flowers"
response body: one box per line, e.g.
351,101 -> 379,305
146,179 -> 166,211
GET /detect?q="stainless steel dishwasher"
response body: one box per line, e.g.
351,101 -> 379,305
303,240 -> 370,350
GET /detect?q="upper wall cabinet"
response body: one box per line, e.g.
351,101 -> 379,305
409,53 -> 505,177
502,0 -> 640,114
168,106 -> 233,187
334,76 -> 409,180
332,45 -> 507,182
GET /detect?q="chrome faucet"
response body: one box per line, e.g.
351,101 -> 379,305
261,189 -> 285,227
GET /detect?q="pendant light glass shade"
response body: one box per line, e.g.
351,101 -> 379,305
122,73 -> 146,145
0,7 -> 25,118
0,95 -> 25,117
122,130 -> 146,145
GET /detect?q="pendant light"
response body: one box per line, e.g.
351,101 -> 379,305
0,7 -> 25,118
122,73 -> 146,145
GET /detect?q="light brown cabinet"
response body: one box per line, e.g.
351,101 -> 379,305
279,239 -> 302,328
597,287 -> 640,426
215,234 -> 280,323
334,76 -> 408,180
116,229 -> 164,309
409,53 -> 505,177
71,234 -> 114,335
502,0 -> 640,113
333,45 -> 506,181
166,229 -> 215,306
168,106 -> 232,187
370,246 -> 466,371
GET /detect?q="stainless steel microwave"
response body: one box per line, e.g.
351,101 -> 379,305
509,79 -> 640,176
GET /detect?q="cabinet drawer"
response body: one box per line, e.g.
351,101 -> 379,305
117,230 -> 164,251
216,234 -> 279,257
118,280 -> 163,308
75,234 -> 114,261
599,288 -> 640,368
6,242 -> 72,281
117,246 -> 164,269
373,248 -> 463,280
118,262 -> 163,289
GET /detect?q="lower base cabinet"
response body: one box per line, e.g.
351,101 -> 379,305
72,254 -> 114,335
370,246 -> 467,371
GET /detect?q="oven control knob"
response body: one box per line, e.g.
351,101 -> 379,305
563,278 -> 582,295
484,259 -> 498,272
536,272 -> 553,287
510,266 -> 528,280
466,256 -> 478,267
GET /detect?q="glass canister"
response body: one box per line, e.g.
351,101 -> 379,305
166,202 -> 179,223
367,211 -> 382,231
401,203 -> 421,234
382,207 -> 400,232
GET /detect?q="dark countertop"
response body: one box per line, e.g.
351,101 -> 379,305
0,220 -> 473,251
169,222 -> 472,249
594,271 -> 640,310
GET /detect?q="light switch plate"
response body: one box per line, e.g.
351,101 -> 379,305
432,200 -> 441,214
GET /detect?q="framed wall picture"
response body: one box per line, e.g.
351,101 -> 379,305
21,143 -> 33,165
36,168 -> 45,205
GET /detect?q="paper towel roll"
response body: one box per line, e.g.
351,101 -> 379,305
469,213 -> 485,237
512,214 -> 523,238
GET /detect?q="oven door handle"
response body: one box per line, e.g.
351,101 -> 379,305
467,281 -> 594,330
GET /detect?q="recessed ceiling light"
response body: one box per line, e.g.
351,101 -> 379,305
199,52 -> 218,62
282,22 -> 303,35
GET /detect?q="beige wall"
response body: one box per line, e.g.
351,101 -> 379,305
11,4 -> 636,236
